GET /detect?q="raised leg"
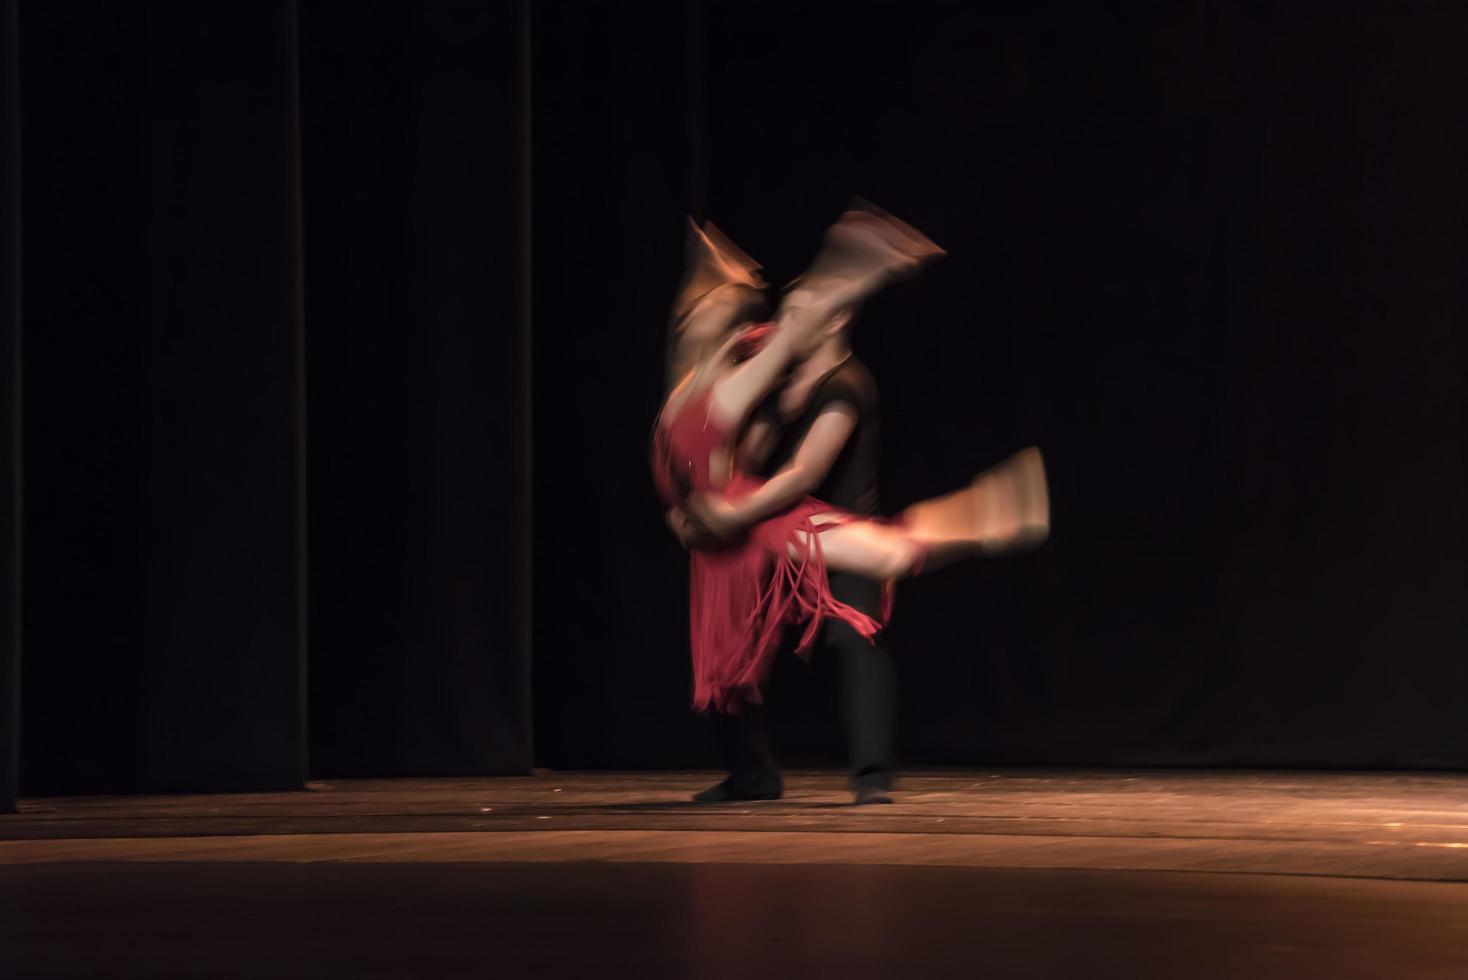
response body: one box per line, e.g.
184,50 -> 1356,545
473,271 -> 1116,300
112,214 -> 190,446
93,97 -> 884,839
787,447 -> 1050,581
901,446 -> 1050,559
791,518 -> 925,580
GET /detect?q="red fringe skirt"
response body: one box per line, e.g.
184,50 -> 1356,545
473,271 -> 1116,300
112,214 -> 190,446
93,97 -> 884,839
688,480 -> 886,713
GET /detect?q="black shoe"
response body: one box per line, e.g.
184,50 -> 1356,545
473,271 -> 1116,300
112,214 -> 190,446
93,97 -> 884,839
853,786 -> 894,805
692,777 -> 782,803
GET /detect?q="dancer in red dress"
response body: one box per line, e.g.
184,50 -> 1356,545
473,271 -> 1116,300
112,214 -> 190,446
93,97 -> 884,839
654,204 -> 1048,713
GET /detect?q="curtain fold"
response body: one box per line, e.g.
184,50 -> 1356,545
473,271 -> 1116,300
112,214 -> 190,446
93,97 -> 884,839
300,0 -> 532,777
1,0 -> 21,813
16,0 -> 536,793
19,0 -> 309,794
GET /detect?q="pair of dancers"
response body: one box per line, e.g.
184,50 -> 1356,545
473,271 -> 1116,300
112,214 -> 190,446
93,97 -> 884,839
653,203 -> 1049,800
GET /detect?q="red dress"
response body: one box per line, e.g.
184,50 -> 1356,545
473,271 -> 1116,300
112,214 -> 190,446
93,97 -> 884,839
653,387 -> 884,713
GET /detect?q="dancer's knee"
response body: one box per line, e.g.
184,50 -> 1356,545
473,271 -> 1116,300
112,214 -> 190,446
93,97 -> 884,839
880,539 -> 924,580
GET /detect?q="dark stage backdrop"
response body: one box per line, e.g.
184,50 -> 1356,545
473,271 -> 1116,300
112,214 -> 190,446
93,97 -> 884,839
532,1 -> 1468,771
16,1 -> 308,794
4,1 -> 1465,797
300,0 -> 531,777
529,0 -> 713,768
1,0 -> 20,813
10,0 -> 532,794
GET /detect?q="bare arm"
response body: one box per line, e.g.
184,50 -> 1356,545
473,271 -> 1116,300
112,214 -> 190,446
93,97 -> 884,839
689,406 -> 856,536
707,327 -> 802,434
732,407 -> 855,522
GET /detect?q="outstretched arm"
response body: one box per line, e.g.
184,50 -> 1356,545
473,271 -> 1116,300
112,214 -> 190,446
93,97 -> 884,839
707,326 -> 803,435
690,405 -> 856,537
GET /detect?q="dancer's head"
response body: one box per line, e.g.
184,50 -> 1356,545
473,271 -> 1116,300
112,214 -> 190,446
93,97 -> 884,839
667,219 -> 768,380
775,284 -> 857,361
675,283 -> 767,349
775,198 -> 944,361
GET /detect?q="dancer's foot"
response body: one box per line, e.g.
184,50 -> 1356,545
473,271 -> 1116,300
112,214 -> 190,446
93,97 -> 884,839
853,786 -> 894,805
981,446 -> 1049,552
900,446 -> 1050,556
692,777 -> 782,803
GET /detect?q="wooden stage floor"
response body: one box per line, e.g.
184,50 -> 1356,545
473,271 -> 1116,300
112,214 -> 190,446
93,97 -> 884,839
4,769 -> 1468,978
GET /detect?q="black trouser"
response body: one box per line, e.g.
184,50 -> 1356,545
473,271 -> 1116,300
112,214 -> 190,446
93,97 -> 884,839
714,571 -> 896,792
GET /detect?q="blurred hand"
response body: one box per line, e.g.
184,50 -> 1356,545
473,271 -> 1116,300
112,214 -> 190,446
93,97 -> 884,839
685,492 -> 747,540
666,507 -> 698,549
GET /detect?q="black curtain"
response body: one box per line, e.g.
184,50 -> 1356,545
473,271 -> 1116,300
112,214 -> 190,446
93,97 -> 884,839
529,0 -> 714,768
12,0 -> 532,795
300,0 -> 531,777
1,0 -> 20,813
533,1 -> 1468,771
7,0 -> 1465,796
18,0 -> 307,794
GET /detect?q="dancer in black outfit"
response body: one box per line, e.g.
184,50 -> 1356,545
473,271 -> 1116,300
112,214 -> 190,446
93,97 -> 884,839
688,309 -> 898,805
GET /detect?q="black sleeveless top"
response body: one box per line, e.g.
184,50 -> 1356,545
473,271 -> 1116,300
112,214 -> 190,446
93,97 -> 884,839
758,358 -> 880,516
